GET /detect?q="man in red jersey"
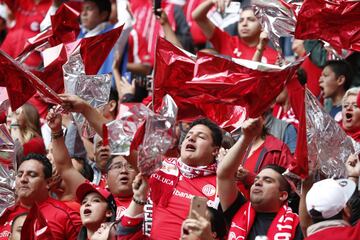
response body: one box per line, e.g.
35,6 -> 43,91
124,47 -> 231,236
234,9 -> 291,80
192,1 -> 278,64
0,153 -> 81,240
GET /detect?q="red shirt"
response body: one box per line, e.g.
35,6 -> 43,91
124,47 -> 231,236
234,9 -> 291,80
210,27 -> 278,64
0,197 -> 81,240
305,223 -> 360,240
115,197 -> 132,221
128,29 -> 152,66
149,161 -> 217,240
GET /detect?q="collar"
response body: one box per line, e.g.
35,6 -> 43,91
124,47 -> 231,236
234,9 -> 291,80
307,219 -> 350,236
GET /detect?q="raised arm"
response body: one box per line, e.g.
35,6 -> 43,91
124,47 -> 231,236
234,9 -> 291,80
46,108 -> 86,196
124,174 -> 149,217
191,0 -> 217,39
216,118 -> 261,211
59,94 -> 108,137
155,9 -> 184,49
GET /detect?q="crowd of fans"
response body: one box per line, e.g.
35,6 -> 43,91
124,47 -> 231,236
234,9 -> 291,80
0,0 -> 359,239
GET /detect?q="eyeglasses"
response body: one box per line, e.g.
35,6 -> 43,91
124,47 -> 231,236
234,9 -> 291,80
107,162 -> 135,172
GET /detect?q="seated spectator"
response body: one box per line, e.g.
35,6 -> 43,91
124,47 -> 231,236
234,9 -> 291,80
192,2 -> 277,63
304,178 -> 359,239
9,213 -> 27,240
0,153 -> 81,240
341,87 -> 360,141
47,108 -> 138,219
319,60 -> 353,122
76,182 -> 117,239
217,118 -> 302,239
181,206 -> 227,240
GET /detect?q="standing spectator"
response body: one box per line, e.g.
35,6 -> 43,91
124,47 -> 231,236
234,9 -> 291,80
0,153 -> 81,240
217,118 -> 302,239
319,60 -> 353,122
192,2 -> 277,63
341,88 -> 360,141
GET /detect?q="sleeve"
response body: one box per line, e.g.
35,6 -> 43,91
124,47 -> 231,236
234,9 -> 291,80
209,26 -> 232,54
221,192 -> 247,227
174,5 -> 194,53
63,209 -> 82,240
284,124 -> 297,154
114,215 -> 144,236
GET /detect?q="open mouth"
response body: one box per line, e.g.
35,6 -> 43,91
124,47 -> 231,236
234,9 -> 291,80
83,208 -> 92,216
119,176 -> 129,184
345,112 -> 353,122
185,144 -> 196,151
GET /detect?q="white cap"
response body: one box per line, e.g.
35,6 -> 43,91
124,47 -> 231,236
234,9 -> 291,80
306,178 -> 356,219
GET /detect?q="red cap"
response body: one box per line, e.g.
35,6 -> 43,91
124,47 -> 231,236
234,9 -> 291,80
76,181 -> 112,203
357,91 -> 360,110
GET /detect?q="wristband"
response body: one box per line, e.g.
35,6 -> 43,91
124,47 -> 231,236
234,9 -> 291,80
132,197 -> 146,205
51,130 -> 63,140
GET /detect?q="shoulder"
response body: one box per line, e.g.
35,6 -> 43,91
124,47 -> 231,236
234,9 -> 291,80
264,135 -> 287,150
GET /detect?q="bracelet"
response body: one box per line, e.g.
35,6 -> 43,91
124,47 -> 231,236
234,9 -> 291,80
132,197 -> 146,205
51,130 -> 63,140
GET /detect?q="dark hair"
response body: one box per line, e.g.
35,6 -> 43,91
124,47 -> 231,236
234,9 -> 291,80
106,155 -> 118,172
263,164 -> 291,196
85,0 -> 111,20
309,209 -> 343,223
21,153 -> 52,179
188,118 -> 223,147
207,207 -> 228,240
11,212 -> 28,233
324,60 -> 353,91
109,86 -> 119,117
75,158 -> 94,182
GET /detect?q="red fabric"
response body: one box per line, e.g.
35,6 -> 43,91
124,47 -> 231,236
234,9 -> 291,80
286,76 -> 308,179
273,104 -> 299,129
149,158 -> 217,240
305,222 -> 360,240
341,125 -> 360,142
301,57 -> 322,98
184,0 -> 207,45
27,94 -> 51,119
244,143 -> 264,173
210,27 -> 278,64
116,215 -> 148,240
295,0 -> 360,53
115,197 -> 132,221
0,0 -> 51,67
229,203 -> 299,240
23,137 -> 46,156
62,200 -> 81,212
0,112 -> 6,124
0,197 -> 81,240
128,29 -> 152,66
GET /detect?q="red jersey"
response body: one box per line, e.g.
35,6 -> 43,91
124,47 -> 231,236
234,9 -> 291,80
210,27 -> 278,64
149,159 -> 217,240
0,197 -> 81,240
305,223 -> 360,240
115,197 -> 132,221
128,29 -> 152,66
184,0 -> 207,45
273,104 -> 299,129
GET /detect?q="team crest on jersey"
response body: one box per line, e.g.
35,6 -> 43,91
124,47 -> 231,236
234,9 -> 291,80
202,184 -> 216,197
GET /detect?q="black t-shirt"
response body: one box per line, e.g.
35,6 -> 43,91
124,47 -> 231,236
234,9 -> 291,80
223,193 -> 304,240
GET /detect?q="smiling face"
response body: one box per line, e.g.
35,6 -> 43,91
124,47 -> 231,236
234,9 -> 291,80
342,94 -> 360,132
250,168 -> 288,212
237,9 -> 262,43
180,124 -> 219,166
107,156 -> 137,197
15,160 -> 49,207
80,192 -> 111,229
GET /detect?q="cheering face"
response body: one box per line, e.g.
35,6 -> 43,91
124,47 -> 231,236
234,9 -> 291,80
237,9 -> 262,42
250,168 -> 287,212
107,156 -> 137,197
342,94 -> 360,131
81,1 -> 108,30
180,124 -> 219,166
15,160 -> 49,205
319,66 -> 341,99
80,192 -> 111,228
94,139 -> 111,171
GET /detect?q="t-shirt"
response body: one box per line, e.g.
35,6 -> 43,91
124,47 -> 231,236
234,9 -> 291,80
210,27 -> 278,64
149,161 -> 217,240
305,223 -> 360,240
224,194 -> 303,240
0,198 -> 81,240
115,197 -> 132,221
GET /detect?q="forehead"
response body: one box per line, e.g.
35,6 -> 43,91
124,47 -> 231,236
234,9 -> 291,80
110,155 -> 128,165
18,160 -> 44,173
83,1 -> 99,9
240,9 -> 256,18
84,191 -> 105,201
323,65 -> 335,74
257,168 -> 281,181
188,124 -> 212,135
344,94 -> 357,103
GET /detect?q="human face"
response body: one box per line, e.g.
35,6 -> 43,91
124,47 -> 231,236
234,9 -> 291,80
319,66 -> 342,99
80,192 -> 111,229
94,139 -> 111,171
81,1 -> 108,30
15,160 -> 49,206
107,156 -> 137,197
180,124 -> 219,166
342,94 -> 360,131
10,214 -> 27,240
250,168 -> 287,212
237,9 -> 262,43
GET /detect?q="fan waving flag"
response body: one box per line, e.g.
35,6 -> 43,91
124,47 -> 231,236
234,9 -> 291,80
295,0 -> 360,52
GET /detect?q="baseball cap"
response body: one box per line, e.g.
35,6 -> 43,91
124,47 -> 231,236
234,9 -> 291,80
76,181 -> 117,221
306,178 -> 356,219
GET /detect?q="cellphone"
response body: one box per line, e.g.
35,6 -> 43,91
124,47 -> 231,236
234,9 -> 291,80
225,1 -> 241,14
154,0 -> 162,17
188,196 -> 208,219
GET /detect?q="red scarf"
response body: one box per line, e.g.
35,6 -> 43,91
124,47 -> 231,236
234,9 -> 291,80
150,158 -> 217,206
228,203 -> 299,240
340,122 -> 360,142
